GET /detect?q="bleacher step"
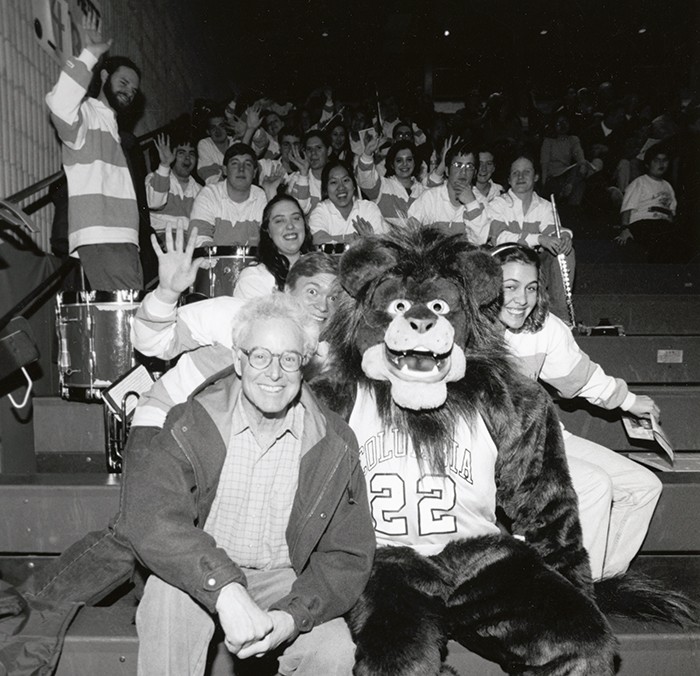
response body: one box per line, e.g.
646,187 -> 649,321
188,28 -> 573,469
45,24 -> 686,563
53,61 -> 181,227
0,476 -> 696,674
1,466 -> 698,557
573,294 -> 700,335
0,474 -> 119,554
51,556 -> 700,676
556,385 -> 700,451
574,263 -> 700,294
55,603 -> 137,676
573,336 -> 700,384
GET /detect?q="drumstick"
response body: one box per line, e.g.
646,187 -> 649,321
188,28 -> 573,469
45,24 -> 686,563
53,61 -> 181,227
550,195 -> 576,326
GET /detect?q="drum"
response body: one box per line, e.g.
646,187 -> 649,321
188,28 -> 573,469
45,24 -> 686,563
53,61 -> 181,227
191,245 -> 258,298
56,290 -> 143,400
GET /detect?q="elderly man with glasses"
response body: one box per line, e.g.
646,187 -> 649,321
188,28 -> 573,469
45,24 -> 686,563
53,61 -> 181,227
407,141 -> 490,244
120,293 -> 374,676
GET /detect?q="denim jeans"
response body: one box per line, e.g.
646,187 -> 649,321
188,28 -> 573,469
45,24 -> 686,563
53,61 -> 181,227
136,569 -> 355,676
22,428 -> 159,605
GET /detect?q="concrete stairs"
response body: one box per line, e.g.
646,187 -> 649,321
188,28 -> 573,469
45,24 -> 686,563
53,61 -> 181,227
1,258 -> 699,674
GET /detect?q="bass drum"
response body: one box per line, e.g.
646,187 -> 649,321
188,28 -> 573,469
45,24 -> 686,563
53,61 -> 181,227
55,290 -> 143,400
191,245 -> 258,298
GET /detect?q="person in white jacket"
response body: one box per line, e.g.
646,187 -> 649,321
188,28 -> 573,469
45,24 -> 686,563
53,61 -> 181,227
308,159 -> 386,247
407,142 -> 490,245
487,154 -> 575,323
491,242 -> 662,579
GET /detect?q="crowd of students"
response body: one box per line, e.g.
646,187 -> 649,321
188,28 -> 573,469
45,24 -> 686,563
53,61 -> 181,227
134,79 -> 698,317
33,33 -> 693,674
47,24 -> 700,298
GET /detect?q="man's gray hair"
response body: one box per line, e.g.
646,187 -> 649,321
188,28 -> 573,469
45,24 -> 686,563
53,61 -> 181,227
232,292 -> 319,356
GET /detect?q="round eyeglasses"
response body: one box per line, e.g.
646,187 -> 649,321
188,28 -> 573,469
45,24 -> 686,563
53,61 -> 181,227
451,161 -> 476,172
239,347 -> 307,372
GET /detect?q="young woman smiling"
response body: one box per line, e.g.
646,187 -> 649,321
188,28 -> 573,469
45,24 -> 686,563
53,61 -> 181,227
492,242 -> 662,580
234,195 -> 314,300
356,139 -> 435,226
308,159 -> 386,247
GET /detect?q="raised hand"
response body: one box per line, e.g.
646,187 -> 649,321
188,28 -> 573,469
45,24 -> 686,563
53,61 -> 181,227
154,134 -> 174,168
262,164 -> 286,199
245,103 -> 263,131
151,223 -> 204,303
224,99 -> 237,123
363,134 -> 383,157
81,13 -> 112,59
289,147 -> 310,176
228,115 -> 247,140
435,135 -> 462,176
429,149 -> 439,174
352,216 -> 374,236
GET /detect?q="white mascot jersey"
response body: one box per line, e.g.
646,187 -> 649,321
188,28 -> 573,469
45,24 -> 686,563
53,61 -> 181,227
349,385 -> 500,556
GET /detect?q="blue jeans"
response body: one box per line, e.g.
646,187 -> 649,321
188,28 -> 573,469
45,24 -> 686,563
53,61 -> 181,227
136,569 -> 355,676
23,428 -> 159,605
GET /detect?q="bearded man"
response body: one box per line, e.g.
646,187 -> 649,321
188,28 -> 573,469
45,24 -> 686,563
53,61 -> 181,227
46,23 -> 143,290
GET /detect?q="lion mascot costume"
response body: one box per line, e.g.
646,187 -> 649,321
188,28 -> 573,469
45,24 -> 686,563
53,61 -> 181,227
312,225 -> 618,675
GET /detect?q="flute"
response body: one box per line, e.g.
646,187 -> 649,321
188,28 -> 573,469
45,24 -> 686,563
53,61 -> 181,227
550,195 -> 576,326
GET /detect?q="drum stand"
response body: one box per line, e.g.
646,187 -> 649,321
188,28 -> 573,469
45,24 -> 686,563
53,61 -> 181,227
103,391 -> 140,473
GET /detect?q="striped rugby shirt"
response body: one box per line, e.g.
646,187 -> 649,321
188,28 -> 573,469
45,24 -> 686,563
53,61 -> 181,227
196,136 -> 233,185
285,172 -> 322,215
145,167 -> 201,234
407,183 -> 490,245
46,49 -> 138,254
487,189 -> 572,247
133,343 -> 234,428
188,181 -> 266,247
504,313 -> 635,411
131,294 -> 242,428
356,153 -> 431,226
308,198 -> 386,245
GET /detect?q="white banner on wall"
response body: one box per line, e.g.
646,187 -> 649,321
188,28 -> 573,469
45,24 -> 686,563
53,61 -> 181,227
32,0 -> 103,65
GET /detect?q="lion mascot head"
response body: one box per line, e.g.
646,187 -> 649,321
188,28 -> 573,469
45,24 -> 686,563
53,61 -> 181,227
314,224 -> 512,473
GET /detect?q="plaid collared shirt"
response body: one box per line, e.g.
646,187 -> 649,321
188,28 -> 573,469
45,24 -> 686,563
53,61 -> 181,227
204,395 -> 304,569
